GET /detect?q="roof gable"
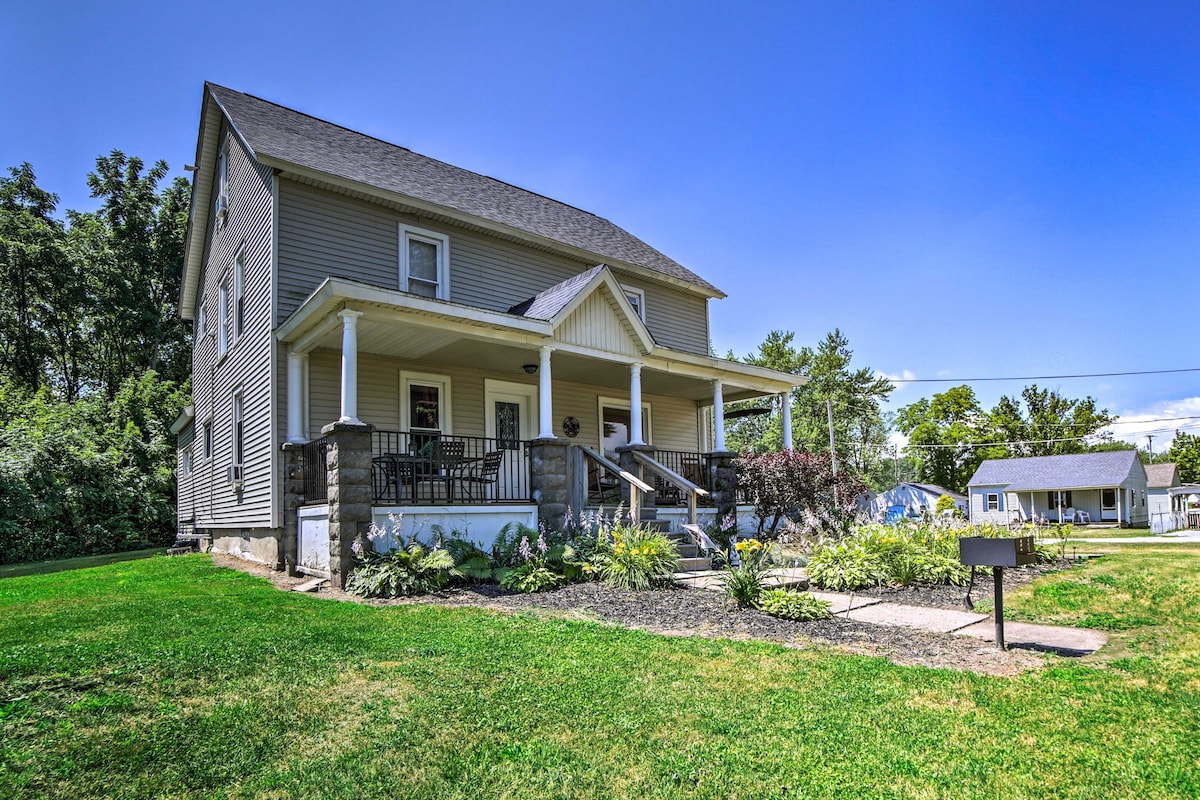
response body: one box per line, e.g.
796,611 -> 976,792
1145,463 -> 1180,489
509,266 -> 654,356
968,451 -> 1145,492
197,83 -> 721,297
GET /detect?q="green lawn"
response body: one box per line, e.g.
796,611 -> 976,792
1,552 -> 1198,799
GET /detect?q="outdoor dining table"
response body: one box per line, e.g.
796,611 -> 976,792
377,451 -> 483,503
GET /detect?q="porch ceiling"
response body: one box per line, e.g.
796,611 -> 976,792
279,277 -> 801,402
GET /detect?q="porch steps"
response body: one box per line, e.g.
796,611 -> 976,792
664,528 -> 712,573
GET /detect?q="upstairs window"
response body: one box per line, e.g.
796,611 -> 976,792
215,147 -> 228,223
196,300 -> 206,339
233,251 -> 245,340
399,224 -> 449,300
217,280 -> 229,357
232,390 -> 244,468
621,285 -> 646,321
202,419 -> 213,460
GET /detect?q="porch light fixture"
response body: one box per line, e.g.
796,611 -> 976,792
522,364 -> 538,375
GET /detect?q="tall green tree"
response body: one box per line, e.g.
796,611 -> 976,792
896,385 -> 991,492
0,164 -> 81,396
727,329 -> 893,485
71,152 -> 192,395
1167,431 -> 1200,484
987,385 -> 1113,458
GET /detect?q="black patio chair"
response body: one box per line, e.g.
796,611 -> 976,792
455,450 -> 505,501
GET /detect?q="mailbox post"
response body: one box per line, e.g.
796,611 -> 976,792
958,536 -> 1037,650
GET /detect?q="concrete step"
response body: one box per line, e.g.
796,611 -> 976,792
675,543 -> 700,559
639,518 -> 671,533
678,556 -> 713,571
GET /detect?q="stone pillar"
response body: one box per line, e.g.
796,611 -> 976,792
707,450 -> 739,532
617,443 -> 656,521
530,437 -> 571,531
280,442 -> 306,574
322,420 -> 375,589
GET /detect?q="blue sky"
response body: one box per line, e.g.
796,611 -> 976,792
4,1 -> 1197,448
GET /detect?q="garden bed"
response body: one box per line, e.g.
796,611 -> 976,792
854,558 -> 1078,610
216,555 -> 1050,676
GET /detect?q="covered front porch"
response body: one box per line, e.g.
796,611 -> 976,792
277,274 -> 801,584
1005,486 -> 1139,526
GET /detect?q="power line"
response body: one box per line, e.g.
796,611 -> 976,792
849,421 -> 1200,451
886,367 -> 1200,384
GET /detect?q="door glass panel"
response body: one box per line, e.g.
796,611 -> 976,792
495,401 -> 520,450
1101,488 -> 1116,509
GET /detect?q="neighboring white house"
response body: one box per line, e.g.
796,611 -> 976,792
1146,463 -> 1181,532
868,482 -> 967,519
967,451 -> 1149,527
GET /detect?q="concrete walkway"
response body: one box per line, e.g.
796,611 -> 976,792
673,570 -> 1107,655
1072,530 -> 1200,545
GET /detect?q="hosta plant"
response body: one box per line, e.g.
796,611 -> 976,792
757,588 -> 832,621
347,527 -> 461,598
806,542 -> 890,591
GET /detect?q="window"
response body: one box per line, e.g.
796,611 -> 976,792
232,390 -> 244,468
217,281 -> 229,357
233,251 -> 245,340
621,285 -> 646,321
196,300 -> 206,339
399,224 -> 449,299
400,372 -> 452,441
1101,488 -> 1116,510
202,420 -> 213,460
182,448 -> 192,478
985,493 -> 1000,512
215,147 -> 228,223
1047,490 -> 1073,509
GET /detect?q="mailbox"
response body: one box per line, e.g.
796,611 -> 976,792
958,535 -> 1037,568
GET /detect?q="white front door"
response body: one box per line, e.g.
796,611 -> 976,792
484,380 -> 536,501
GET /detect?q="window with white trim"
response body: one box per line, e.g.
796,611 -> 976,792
401,371 -> 452,436
217,281 -> 229,357
196,300 -> 206,340
232,390 -> 244,469
215,147 -> 228,223
985,493 -> 1000,511
398,224 -> 449,299
233,251 -> 245,340
621,285 -> 646,321
202,419 -> 213,460
182,448 -> 192,478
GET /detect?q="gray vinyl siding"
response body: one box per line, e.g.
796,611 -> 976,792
305,349 -> 700,452
277,179 -> 711,355
187,123 -> 276,530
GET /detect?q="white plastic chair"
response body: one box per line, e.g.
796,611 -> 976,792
1076,510 -> 1090,524
1060,507 -> 1076,524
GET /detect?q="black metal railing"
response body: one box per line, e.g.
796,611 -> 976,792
652,450 -> 712,506
301,436 -> 329,504
371,430 -> 531,505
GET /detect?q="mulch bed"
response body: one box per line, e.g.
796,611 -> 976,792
216,554 -> 1081,676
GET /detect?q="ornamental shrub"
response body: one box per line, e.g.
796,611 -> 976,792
757,588 -> 833,621
806,542 -> 890,591
593,523 -> 679,590
723,538 -> 773,608
347,516 -> 461,598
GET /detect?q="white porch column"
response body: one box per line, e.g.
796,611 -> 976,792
629,363 -> 644,445
337,309 -> 363,425
286,350 -> 309,443
538,345 -> 554,438
1117,488 -> 1124,526
713,380 -> 726,451
781,391 -> 793,451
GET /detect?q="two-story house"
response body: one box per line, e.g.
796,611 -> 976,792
173,83 -> 802,586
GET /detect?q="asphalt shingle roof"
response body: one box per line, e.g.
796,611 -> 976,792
507,265 -> 607,320
1145,463 -> 1179,489
969,451 -> 1143,491
208,83 -> 720,295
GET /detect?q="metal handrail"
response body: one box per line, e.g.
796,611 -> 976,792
632,450 -> 708,527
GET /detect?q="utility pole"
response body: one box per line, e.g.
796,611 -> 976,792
1147,435 -> 1154,463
